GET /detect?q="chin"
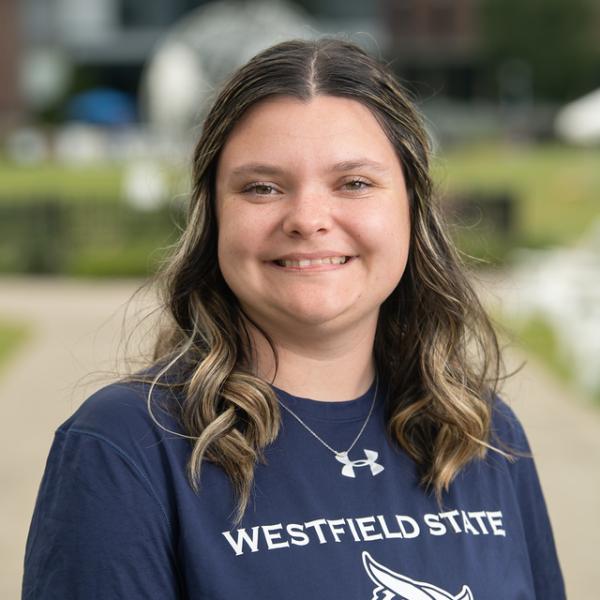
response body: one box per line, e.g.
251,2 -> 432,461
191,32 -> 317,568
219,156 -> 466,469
279,302 -> 359,330
289,312 -> 342,327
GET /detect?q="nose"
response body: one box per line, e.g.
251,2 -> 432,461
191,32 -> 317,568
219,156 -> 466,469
281,188 -> 333,238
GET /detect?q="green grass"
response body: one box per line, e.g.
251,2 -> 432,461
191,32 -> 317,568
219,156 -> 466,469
1,142 -> 599,274
434,142 -> 600,248
0,320 -> 30,371
0,161 -> 125,203
2,143 -> 599,249
505,314 -> 572,383
501,313 -> 600,404
0,159 -> 190,204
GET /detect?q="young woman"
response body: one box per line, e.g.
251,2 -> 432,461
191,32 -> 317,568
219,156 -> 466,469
23,39 -> 565,599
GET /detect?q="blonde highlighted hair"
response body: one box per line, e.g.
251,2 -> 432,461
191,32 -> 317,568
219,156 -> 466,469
141,38 -> 503,523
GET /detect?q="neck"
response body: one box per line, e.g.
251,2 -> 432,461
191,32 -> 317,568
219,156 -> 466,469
249,320 -> 377,401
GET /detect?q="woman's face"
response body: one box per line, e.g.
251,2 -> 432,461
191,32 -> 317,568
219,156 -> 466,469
215,95 -> 410,340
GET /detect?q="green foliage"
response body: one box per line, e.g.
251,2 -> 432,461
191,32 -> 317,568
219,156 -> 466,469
0,199 -> 181,276
450,229 -> 515,266
500,314 -> 600,405
507,314 -> 572,382
434,142 -> 600,250
0,320 -> 29,371
64,242 -> 174,277
480,0 -> 599,100
1,142 -> 599,276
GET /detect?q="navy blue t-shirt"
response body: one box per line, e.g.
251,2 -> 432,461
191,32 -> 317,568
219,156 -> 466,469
23,378 -> 565,599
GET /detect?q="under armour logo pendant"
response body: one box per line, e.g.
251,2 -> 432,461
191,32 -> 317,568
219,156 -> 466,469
335,449 -> 384,478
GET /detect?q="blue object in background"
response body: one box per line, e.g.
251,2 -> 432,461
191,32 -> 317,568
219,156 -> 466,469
66,88 -> 137,126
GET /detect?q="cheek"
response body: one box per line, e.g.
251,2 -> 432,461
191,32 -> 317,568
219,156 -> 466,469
216,213 -> 245,287
217,230 -> 249,303
362,202 -> 410,256
217,208 -> 270,279
394,209 -> 411,258
365,204 -> 411,289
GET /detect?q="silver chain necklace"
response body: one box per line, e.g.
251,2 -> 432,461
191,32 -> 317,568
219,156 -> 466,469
276,377 -> 385,478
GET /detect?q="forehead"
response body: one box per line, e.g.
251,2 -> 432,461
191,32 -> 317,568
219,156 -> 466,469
217,95 -> 400,172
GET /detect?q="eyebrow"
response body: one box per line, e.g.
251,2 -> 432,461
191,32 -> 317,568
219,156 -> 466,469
230,163 -> 286,178
329,159 -> 390,174
228,158 -> 390,178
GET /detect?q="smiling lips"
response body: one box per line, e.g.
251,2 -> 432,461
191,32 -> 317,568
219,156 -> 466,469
272,255 -> 354,269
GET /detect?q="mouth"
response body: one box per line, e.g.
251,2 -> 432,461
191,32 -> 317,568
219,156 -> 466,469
272,256 -> 353,268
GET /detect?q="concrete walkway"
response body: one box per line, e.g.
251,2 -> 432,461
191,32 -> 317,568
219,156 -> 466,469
1,276 -> 598,599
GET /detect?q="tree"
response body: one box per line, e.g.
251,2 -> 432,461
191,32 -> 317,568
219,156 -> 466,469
480,0 -> 599,101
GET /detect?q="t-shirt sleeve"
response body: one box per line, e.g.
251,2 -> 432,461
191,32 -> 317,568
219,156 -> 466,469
493,398 -> 566,600
22,427 -> 182,599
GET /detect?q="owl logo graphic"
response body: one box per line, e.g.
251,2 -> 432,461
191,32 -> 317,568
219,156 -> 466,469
362,552 -> 474,600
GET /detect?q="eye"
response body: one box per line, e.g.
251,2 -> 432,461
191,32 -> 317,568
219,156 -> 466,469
242,182 -> 279,196
341,178 -> 372,192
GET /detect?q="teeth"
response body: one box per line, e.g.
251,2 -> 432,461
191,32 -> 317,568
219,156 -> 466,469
276,256 -> 349,267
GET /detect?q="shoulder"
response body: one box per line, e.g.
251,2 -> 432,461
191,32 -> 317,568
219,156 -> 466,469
24,384 -> 184,597
57,377 -> 184,453
47,377 -> 189,521
489,394 -> 531,454
483,394 -> 547,496
486,399 -> 565,595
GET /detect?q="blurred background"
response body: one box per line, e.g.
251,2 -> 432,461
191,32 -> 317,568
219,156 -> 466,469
1,0 -> 599,598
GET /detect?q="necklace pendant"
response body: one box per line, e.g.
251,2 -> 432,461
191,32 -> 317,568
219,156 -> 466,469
335,448 -> 385,478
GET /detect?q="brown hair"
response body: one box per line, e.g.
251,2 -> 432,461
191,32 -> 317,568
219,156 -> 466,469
143,38 -> 503,522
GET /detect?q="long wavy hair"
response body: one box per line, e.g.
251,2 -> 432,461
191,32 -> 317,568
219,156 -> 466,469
142,38 -> 503,523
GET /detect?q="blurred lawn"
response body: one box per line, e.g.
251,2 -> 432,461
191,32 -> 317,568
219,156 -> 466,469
0,161 -> 124,203
0,161 -> 187,203
433,143 -> 600,247
1,142 -> 599,273
0,320 -> 29,372
505,314 -> 571,382
501,313 -> 599,404
2,142 -> 599,247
